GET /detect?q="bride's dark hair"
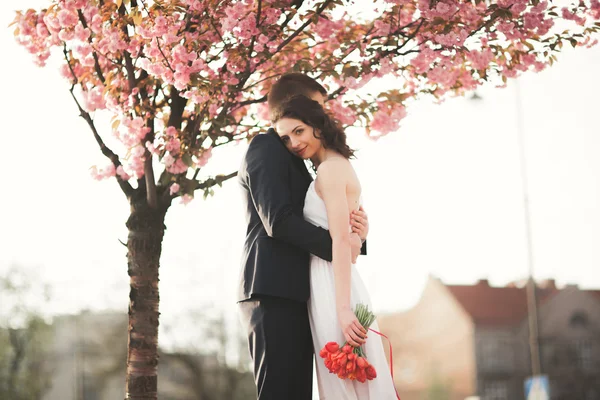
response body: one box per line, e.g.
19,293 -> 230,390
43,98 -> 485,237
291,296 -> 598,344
271,95 -> 355,159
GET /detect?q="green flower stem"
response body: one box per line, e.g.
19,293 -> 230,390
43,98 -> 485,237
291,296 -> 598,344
351,303 -> 377,357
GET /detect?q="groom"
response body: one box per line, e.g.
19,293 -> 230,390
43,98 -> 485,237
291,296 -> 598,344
237,73 -> 369,400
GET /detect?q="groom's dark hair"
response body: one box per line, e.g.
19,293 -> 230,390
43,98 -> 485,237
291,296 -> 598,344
268,73 -> 327,115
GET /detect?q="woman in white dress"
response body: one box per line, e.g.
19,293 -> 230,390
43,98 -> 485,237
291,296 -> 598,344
272,95 -> 398,400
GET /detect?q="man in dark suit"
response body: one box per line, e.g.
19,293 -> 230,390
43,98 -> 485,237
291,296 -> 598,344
237,73 -> 369,399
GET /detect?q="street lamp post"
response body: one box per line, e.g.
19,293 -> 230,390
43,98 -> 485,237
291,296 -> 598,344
514,80 -> 542,377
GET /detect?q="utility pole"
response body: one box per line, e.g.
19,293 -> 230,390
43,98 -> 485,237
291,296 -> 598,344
514,80 -> 542,376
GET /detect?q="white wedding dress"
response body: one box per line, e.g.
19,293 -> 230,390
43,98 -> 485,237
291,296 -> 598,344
304,181 -> 398,400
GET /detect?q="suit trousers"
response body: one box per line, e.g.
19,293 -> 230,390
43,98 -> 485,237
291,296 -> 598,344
238,295 -> 314,400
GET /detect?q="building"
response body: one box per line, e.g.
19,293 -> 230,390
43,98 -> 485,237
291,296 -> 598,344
43,311 -> 128,400
378,276 -> 600,400
41,310 -> 254,400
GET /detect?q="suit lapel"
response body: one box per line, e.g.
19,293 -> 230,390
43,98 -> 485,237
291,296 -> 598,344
267,128 -> 313,184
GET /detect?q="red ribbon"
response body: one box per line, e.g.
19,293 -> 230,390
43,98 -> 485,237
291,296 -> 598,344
369,328 -> 401,400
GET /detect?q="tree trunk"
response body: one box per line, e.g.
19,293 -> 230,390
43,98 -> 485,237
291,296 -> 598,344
124,201 -> 168,400
8,328 -> 26,399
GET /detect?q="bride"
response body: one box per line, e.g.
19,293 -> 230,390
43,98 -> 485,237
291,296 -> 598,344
272,95 -> 398,399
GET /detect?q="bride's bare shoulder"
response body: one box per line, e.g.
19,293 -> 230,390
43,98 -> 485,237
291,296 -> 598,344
316,156 -> 353,178
315,157 -> 358,197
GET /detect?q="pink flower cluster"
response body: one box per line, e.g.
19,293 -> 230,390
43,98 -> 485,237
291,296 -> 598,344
314,14 -> 345,39
327,98 -> 358,127
90,164 -> 115,180
117,117 -> 151,148
196,147 -> 213,168
410,46 -> 438,74
467,49 -> 494,71
221,3 -> 259,44
11,0 -> 600,189
370,103 -> 407,138
82,86 -> 107,112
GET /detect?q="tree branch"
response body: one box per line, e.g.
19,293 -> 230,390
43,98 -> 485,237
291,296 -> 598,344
76,10 -> 106,84
256,0 -> 262,27
68,86 -> 135,198
273,0 -> 334,54
237,95 -> 267,107
63,46 -> 134,199
156,38 -> 175,73
143,119 -> 158,209
327,86 -> 346,101
167,87 -> 187,129
194,171 -> 238,191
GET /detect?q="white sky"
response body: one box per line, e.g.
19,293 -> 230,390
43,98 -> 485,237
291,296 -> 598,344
1,2 -> 599,342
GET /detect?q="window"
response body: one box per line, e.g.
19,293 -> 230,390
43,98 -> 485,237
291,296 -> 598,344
483,381 -> 509,400
574,339 -> 593,370
541,341 -> 558,368
480,338 -> 514,371
570,311 -> 589,329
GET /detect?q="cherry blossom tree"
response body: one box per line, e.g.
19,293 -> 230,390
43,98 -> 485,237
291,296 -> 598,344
12,0 -> 600,398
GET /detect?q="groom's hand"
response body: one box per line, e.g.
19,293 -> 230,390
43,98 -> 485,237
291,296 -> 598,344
350,233 -> 362,263
351,206 -> 369,242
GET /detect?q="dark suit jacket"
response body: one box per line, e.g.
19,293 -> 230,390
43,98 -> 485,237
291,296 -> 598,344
237,129 -> 366,303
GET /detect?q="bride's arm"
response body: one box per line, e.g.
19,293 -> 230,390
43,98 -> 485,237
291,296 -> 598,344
318,161 -> 367,347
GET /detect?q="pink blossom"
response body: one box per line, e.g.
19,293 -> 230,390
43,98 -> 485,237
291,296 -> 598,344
90,163 -> 116,180
590,0 -> 600,19
58,29 -> 75,41
165,137 -> 181,154
468,49 -> 494,70
435,2 -> 452,16
167,158 -> 188,174
370,103 -> 407,136
74,0 -> 88,9
257,103 -> 270,121
117,117 -> 150,147
327,98 -> 357,127
428,64 -> 460,88
59,63 -> 72,80
57,9 -> 78,28
162,153 -> 175,167
173,69 -> 191,90
73,43 -> 92,59
35,23 -> 49,38
411,46 -> 437,74
116,165 -> 131,180
180,194 -> 193,205
42,12 -> 61,32
561,8 -> 586,25
196,148 -> 212,168
83,86 -> 106,112
165,126 -> 178,137
170,183 -> 180,195
74,23 -> 91,42
12,0 -> 600,197
315,15 -> 344,39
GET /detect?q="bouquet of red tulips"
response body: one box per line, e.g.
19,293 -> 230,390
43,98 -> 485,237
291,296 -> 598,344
319,303 -> 378,383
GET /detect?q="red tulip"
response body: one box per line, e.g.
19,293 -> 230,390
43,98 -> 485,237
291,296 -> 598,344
325,342 -> 339,353
366,365 -> 377,380
346,360 -> 356,373
356,356 -> 367,369
319,347 -> 329,358
356,368 -> 367,383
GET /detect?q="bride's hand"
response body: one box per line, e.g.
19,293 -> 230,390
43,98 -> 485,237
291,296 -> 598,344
337,306 -> 367,347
